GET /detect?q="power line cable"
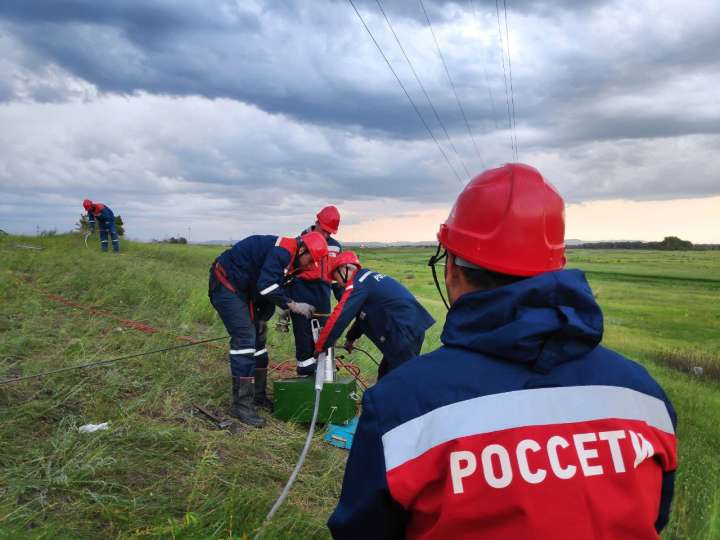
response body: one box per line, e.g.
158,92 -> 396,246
347,0 -> 464,185
468,0 -> 500,130
418,0 -> 485,168
0,336 -> 227,386
375,0 -> 473,179
495,0 -> 517,160
503,0 -> 519,158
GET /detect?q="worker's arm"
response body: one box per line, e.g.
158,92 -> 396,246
256,244 -> 294,309
655,396 -> 678,532
87,213 -> 95,233
327,390 -> 408,539
346,320 -> 363,342
314,282 -> 367,353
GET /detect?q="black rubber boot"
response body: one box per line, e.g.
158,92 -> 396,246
229,377 -> 265,428
253,368 -> 274,411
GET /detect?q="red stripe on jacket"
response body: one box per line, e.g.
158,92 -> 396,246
314,276 -> 356,353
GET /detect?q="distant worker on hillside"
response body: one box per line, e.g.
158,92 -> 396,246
329,164 -> 678,539
209,231 -> 328,428
83,199 -> 120,252
314,251 -> 435,380
284,206 -> 343,376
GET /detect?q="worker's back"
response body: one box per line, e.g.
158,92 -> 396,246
349,269 -> 434,353
216,235 -> 278,293
328,269 -> 677,540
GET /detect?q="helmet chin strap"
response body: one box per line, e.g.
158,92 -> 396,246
428,244 -> 450,311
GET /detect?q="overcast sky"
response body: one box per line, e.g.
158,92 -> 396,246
0,0 -> 718,242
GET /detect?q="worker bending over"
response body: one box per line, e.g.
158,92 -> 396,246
209,232 -> 328,428
83,199 -> 120,252
314,251 -> 434,379
328,164 -> 677,539
287,206 -> 343,375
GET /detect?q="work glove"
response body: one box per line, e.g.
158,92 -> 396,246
287,301 -> 315,319
343,340 -> 355,353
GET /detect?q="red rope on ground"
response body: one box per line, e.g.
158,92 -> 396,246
13,273 -> 370,390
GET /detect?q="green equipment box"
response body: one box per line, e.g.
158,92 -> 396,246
273,376 -> 357,424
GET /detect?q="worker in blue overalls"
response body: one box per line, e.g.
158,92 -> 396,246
209,231 -> 328,427
83,199 -> 120,252
286,206 -> 343,375
314,251 -> 435,379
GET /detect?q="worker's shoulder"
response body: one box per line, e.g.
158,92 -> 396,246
352,268 -> 379,287
353,268 -> 404,290
583,345 -> 670,401
233,234 -> 277,250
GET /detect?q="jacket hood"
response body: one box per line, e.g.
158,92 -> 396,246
441,269 -> 603,373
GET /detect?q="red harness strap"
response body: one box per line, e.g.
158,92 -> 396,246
212,261 -> 236,293
213,261 -> 255,320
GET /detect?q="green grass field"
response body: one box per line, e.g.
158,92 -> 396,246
1,235 -> 719,539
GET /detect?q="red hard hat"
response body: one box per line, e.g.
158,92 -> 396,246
330,251 -> 362,273
316,205 -> 340,234
300,231 -> 329,263
83,199 -> 93,210
438,163 -> 565,276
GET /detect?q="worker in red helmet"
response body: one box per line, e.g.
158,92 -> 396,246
83,199 -> 120,252
329,164 -> 677,539
209,231 -> 328,427
282,205 -> 344,376
314,251 -> 434,379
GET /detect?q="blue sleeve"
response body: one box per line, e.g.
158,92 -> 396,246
327,390 -> 408,539
87,213 -> 95,232
346,320 -> 363,341
257,246 -> 293,309
315,284 -> 368,353
655,395 -> 678,532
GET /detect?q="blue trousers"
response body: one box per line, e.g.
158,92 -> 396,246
287,278 -> 332,375
209,272 -> 273,377
99,220 -> 120,252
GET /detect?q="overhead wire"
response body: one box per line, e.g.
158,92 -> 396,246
374,0 -> 472,180
347,0 -> 465,186
503,0 -> 519,158
418,0 -> 486,169
495,0 -> 517,160
468,0 -> 501,130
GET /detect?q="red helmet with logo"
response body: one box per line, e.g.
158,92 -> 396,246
438,163 -> 565,276
316,205 -> 340,234
300,231 -> 329,264
330,251 -> 362,273
83,199 -> 93,210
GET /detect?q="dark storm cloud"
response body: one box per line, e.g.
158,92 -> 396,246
0,0 -> 719,241
2,0 -> 718,147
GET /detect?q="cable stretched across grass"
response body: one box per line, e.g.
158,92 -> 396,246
0,336 -> 227,386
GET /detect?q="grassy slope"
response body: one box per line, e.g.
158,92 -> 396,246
0,235 -> 718,539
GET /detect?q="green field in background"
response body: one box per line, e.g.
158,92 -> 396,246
1,235 -> 718,539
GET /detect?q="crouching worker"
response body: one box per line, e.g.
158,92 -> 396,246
328,164 -> 677,539
209,232 -> 328,427
314,251 -> 434,380
83,199 -> 120,252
